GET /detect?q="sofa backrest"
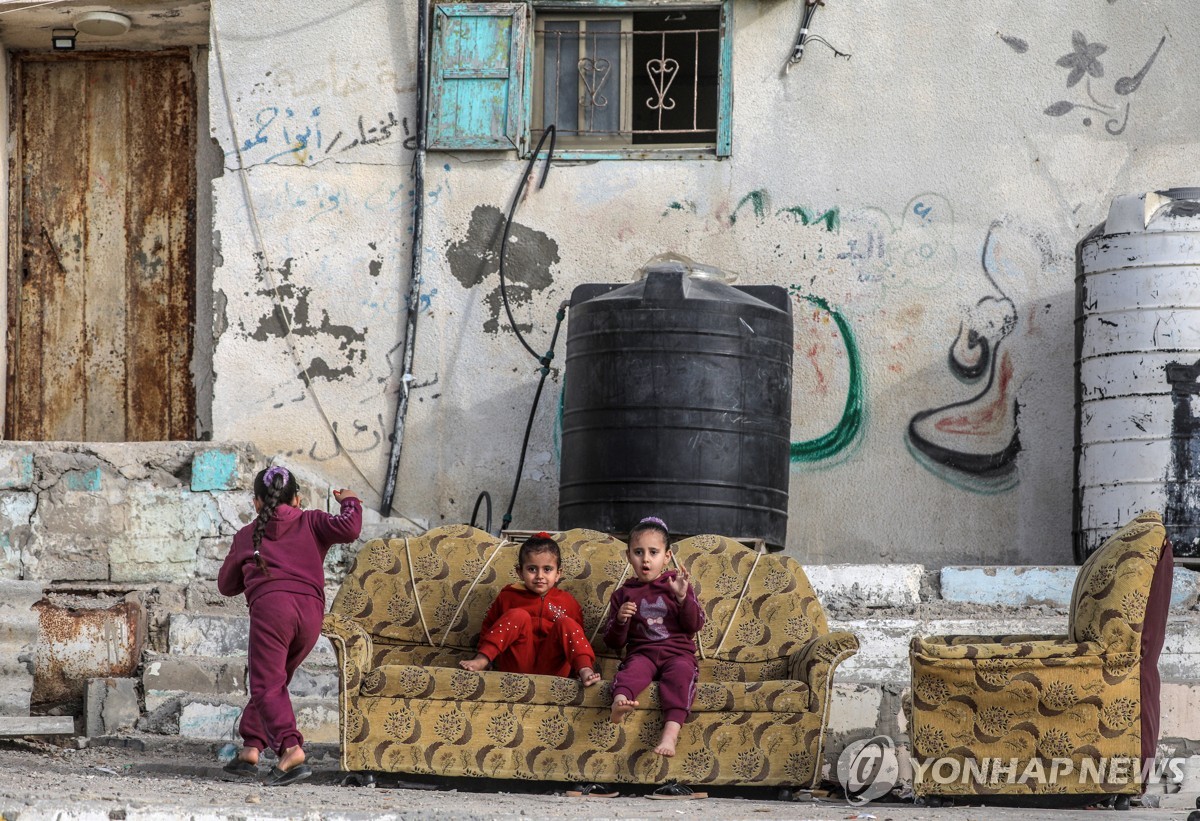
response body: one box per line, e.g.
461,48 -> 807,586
330,525 -> 830,671
1068,510 -> 1166,651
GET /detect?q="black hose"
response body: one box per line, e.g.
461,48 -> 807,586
501,303 -> 568,533
470,490 -> 492,534
498,125 -> 557,364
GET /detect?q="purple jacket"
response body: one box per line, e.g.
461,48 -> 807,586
603,571 -> 705,658
218,498 -> 362,607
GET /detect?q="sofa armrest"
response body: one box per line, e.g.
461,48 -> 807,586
322,612 -> 374,694
910,634 -> 1103,661
788,630 -> 859,714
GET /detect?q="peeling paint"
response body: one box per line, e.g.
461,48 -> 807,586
241,256 -> 368,380
445,205 -> 560,334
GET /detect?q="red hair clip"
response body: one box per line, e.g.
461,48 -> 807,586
532,531 -> 553,540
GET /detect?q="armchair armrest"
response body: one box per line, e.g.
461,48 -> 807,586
322,612 -> 374,694
911,634 -> 1103,662
788,630 -> 859,714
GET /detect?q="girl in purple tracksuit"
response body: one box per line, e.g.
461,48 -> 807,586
603,516 -> 704,758
218,465 -> 362,786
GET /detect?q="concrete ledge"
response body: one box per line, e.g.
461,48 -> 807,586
168,613 -> 333,661
807,564 -> 924,608
942,564 -> 1200,609
177,695 -> 337,742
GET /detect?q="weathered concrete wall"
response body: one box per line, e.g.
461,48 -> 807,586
207,1 -> 1200,565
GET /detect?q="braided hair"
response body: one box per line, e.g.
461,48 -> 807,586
251,465 -> 300,575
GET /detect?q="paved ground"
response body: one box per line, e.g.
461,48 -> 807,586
0,736 -> 1195,820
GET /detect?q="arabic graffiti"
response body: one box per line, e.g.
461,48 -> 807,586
1001,28 -> 1166,135
836,194 -> 957,292
906,222 -> 1022,493
231,104 -> 418,165
788,290 -> 864,464
729,189 -> 840,231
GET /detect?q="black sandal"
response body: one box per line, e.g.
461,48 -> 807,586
220,759 -> 259,781
647,780 -> 708,800
566,782 -> 619,798
264,763 -> 313,787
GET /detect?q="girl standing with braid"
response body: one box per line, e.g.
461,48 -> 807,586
218,465 -> 362,786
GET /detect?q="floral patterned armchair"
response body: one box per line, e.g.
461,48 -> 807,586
322,524 -> 858,787
909,511 -> 1172,800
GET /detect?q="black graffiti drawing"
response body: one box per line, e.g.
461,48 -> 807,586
1164,360 -> 1200,557
1036,30 -> 1166,135
906,222 -> 1021,490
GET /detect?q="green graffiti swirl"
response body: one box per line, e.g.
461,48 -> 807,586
789,291 -> 864,463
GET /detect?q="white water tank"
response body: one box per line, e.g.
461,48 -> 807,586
1076,188 -> 1200,563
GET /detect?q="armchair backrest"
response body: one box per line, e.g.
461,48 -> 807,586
1068,511 -> 1167,651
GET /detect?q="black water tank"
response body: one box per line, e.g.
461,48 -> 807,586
559,262 -> 793,547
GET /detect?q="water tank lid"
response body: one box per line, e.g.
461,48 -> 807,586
1103,189 -> 1200,235
587,268 -> 783,311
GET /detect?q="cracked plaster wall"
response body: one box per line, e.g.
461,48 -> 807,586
206,1 -> 1200,565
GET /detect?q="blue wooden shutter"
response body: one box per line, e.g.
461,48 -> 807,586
428,3 -> 529,150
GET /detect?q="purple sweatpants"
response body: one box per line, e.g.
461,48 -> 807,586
611,648 -> 699,725
239,591 -> 324,756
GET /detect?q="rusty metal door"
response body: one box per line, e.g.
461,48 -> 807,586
7,51 -> 196,441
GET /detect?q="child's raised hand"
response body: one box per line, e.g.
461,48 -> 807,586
616,601 -> 638,624
668,566 -> 691,602
333,488 -> 358,503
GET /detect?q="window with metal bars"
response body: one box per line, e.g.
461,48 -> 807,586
534,9 -> 722,150
426,1 -> 731,158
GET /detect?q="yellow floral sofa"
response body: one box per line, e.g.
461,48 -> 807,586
909,511 -> 1171,800
322,525 -> 859,787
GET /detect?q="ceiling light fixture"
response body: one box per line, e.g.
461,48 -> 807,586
74,11 -> 131,37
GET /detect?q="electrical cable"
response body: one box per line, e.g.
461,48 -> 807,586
212,14 -> 424,531
498,126 -> 557,364
500,302 -> 568,534
469,490 -> 492,534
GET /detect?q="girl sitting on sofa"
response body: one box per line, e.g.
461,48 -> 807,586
459,533 -> 601,686
603,516 -> 705,757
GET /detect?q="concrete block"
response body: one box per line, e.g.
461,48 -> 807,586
806,564 -> 923,608
191,450 -> 241,492
169,613 -> 333,661
1160,682 -> 1200,742
142,655 -> 245,696
110,489 -> 226,583
195,537 -> 229,580
178,700 -> 243,740
85,677 -> 139,737
178,696 -> 337,741
214,493 -> 254,536
827,682 -> 883,736
0,497 -> 36,580
0,452 -> 34,490
943,564 -> 1200,610
28,483 -> 126,580
941,566 -> 1077,608
831,616 -> 1061,685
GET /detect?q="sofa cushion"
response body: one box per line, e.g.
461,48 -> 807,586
357,663 -> 811,714
1068,511 -> 1165,649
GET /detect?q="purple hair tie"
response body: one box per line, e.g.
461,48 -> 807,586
264,465 -> 290,487
639,516 -> 668,529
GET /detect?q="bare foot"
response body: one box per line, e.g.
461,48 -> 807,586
237,747 -> 260,766
578,667 -> 601,687
653,721 -> 682,757
278,744 -> 306,772
459,654 -> 489,672
610,694 -> 638,724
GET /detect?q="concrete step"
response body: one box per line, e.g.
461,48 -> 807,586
170,694 -> 338,744
168,612 -> 335,662
0,580 -> 44,717
142,652 -> 337,712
